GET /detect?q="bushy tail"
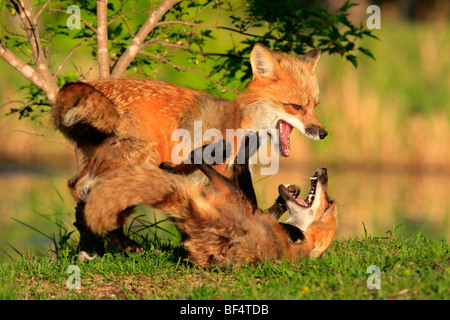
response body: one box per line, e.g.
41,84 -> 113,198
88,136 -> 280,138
52,82 -> 119,144
84,165 -> 191,236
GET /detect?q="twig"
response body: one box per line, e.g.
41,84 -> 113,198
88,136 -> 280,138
139,50 -> 237,95
0,100 -> 33,130
46,8 -> 97,35
111,0 -> 182,78
54,36 -> 92,78
142,40 -> 244,61
13,129 -> 74,151
156,20 -> 264,39
107,7 -> 149,26
142,39 -> 188,50
35,0 -> 50,19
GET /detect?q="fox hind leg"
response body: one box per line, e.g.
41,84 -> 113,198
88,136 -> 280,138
74,202 -> 143,255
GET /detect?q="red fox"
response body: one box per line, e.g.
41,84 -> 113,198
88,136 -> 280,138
83,145 -> 337,267
52,44 -> 327,253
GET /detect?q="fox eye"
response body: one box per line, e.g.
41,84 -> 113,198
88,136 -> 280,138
291,104 -> 303,110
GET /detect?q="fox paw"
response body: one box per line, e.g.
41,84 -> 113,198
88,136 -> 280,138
114,238 -> 144,254
286,184 -> 300,198
159,161 -> 177,174
107,229 -> 144,254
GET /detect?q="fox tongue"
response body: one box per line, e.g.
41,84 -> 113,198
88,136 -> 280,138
295,198 -> 308,206
279,120 -> 292,156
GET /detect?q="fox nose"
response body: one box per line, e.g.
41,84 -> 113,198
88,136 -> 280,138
316,168 -> 328,183
319,129 -> 328,140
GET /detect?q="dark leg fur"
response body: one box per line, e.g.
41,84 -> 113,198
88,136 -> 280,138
189,134 -> 261,211
232,133 -> 261,211
191,141 -> 244,198
74,202 -> 143,255
73,202 -> 106,255
279,223 -> 305,243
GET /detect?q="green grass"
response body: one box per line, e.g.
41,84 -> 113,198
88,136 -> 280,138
1,230 -> 448,300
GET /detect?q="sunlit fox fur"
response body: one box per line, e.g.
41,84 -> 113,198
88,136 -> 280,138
83,152 -> 337,267
52,44 -> 328,253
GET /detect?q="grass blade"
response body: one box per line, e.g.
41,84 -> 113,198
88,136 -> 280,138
11,217 -> 53,241
5,242 -> 24,259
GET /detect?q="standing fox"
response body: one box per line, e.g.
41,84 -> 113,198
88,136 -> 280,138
83,140 -> 337,267
52,44 -> 327,253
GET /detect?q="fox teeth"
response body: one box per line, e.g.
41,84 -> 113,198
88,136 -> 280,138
310,177 -> 318,180
307,193 -> 314,203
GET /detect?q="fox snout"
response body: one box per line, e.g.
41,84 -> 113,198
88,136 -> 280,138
305,125 -> 328,140
316,168 -> 328,184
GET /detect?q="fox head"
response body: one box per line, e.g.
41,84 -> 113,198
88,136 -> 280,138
279,168 -> 336,231
278,168 -> 337,258
240,44 -> 327,157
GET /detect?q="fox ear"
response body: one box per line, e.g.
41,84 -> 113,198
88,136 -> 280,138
301,49 -> 321,71
250,44 -> 281,79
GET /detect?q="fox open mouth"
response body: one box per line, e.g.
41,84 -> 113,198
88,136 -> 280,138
277,120 -> 293,157
279,171 -> 320,208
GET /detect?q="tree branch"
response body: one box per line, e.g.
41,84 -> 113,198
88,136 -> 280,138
4,0 -> 58,103
0,45 -> 57,102
97,0 -> 110,78
110,0 -> 182,78
35,0 -> 51,19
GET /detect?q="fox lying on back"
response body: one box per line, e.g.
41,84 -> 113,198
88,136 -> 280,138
83,142 -> 337,267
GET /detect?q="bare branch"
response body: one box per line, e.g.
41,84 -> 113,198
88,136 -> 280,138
111,0 -> 182,78
97,0 -> 110,78
54,36 -> 92,78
